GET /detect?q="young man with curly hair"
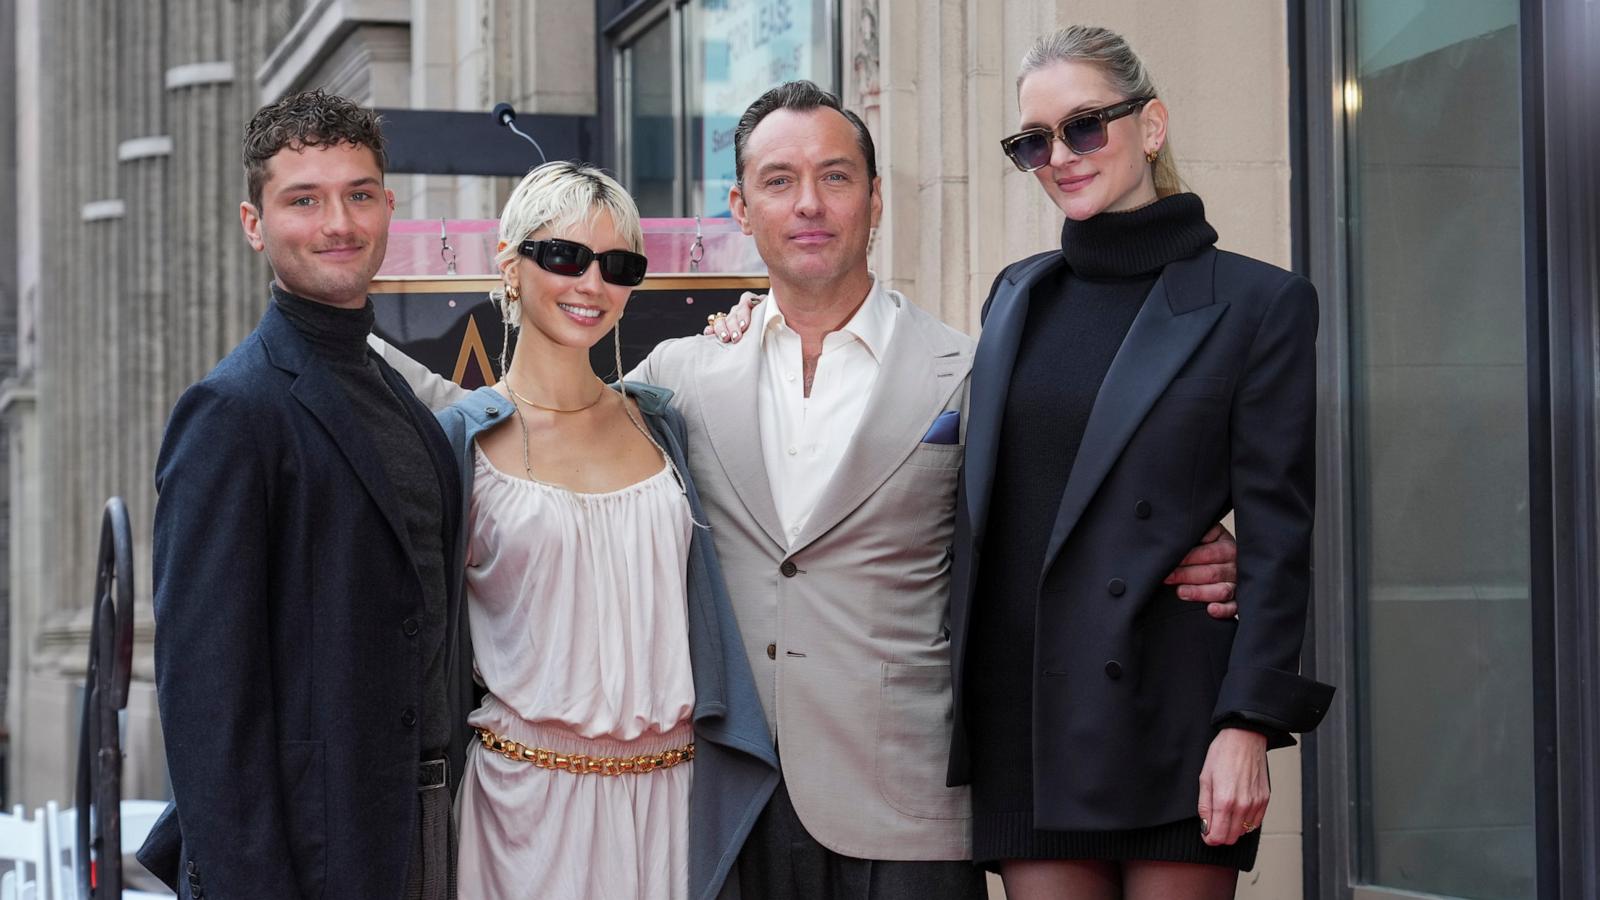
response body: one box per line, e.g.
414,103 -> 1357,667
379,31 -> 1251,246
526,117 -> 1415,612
139,90 -> 468,900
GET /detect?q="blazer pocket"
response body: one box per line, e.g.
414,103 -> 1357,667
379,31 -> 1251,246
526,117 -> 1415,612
1162,375 -> 1229,400
279,740 -> 328,899
906,442 -> 964,468
875,663 -> 969,820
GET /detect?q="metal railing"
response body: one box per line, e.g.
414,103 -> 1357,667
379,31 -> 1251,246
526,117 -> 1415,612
74,497 -> 135,899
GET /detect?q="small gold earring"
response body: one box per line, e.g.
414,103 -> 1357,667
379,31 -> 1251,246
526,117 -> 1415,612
1146,149 -> 1159,163
506,284 -> 520,301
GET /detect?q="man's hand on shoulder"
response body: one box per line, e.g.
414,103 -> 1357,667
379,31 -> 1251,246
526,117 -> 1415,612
1165,523 -> 1239,619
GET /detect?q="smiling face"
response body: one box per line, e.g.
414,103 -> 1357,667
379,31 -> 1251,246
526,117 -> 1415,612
502,206 -> 634,353
1017,60 -> 1166,221
728,107 -> 881,297
239,141 -> 393,308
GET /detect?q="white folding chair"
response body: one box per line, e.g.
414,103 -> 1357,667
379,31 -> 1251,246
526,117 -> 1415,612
0,805 -> 48,900
40,803 -> 71,900
113,802 -> 167,864
43,801 -> 174,900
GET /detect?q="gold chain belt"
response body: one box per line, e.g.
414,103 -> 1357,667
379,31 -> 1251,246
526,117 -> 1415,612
473,726 -> 695,776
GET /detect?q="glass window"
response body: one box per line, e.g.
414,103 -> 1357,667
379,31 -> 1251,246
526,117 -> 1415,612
619,11 -> 680,216
1343,1 -> 1535,897
687,0 -> 837,216
614,0 -> 837,218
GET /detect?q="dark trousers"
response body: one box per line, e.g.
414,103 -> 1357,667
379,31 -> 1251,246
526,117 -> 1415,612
737,776 -> 988,900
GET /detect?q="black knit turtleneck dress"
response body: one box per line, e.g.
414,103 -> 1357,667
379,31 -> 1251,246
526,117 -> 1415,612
964,194 -> 1258,869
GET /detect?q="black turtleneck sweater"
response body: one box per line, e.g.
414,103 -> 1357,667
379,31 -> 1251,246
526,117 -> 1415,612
966,194 -> 1217,848
273,285 -> 452,760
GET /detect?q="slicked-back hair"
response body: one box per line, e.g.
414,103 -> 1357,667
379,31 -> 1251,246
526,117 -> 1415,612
244,89 -> 387,209
732,81 -> 877,186
1018,26 -> 1183,198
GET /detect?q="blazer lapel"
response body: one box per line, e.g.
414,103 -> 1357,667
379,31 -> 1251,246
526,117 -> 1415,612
1039,248 -> 1227,576
259,306 -> 422,571
694,329 -> 788,550
790,300 -> 969,551
965,253 -> 1064,546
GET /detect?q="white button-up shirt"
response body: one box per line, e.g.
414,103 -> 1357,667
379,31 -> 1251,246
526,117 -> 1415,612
757,279 -> 900,544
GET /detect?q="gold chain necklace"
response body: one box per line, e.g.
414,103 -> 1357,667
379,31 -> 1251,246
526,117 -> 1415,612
504,374 -> 609,482
503,373 -> 607,413
505,376 -> 705,529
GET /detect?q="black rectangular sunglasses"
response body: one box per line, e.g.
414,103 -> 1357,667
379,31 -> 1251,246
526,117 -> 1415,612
517,238 -> 649,287
1000,96 -> 1154,172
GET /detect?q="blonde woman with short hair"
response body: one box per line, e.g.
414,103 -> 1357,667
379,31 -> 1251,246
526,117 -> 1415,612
417,162 -> 777,899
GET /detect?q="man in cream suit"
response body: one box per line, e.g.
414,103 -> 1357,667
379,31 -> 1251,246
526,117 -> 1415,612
632,77 -> 1234,897
631,82 -> 984,898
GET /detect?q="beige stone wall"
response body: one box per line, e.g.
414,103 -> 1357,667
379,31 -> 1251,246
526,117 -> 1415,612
399,0 -> 597,222
851,1 -> 1303,896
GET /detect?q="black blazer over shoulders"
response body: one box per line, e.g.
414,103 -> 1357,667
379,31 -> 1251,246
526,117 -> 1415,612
139,304 -> 469,899
948,246 -> 1334,831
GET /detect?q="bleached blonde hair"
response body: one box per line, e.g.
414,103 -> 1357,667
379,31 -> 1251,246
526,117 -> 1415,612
493,160 -> 644,287
1018,25 -> 1183,198
490,161 -> 646,372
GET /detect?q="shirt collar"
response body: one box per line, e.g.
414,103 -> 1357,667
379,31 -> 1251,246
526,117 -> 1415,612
757,277 -> 896,362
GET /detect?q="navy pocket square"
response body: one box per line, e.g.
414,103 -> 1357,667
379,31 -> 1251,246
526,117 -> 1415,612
921,410 -> 960,444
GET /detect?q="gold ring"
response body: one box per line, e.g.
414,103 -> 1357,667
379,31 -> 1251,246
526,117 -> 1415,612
706,312 -> 727,325
1242,821 -> 1257,832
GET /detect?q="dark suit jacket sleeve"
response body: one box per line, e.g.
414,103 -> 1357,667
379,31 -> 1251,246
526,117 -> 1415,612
1213,274 -> 1335,734
151,383 -> 303,897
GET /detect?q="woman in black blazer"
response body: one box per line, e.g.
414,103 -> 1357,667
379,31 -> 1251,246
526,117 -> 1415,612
946,25 -> 1334,900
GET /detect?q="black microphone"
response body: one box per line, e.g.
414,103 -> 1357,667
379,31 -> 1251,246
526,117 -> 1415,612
491,102 -> 547,165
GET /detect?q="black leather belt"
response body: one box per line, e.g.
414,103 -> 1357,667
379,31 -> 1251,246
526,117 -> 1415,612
418,757 -> 448,789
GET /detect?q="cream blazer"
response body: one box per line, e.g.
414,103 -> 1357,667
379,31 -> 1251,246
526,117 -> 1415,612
633,292 -> 975,861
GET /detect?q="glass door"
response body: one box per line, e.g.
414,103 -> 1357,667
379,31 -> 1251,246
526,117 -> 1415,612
1341,1 -> 1536,897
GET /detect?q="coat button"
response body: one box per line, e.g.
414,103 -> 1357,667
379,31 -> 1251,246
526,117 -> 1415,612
187,861 -> 199,875
766,642 -> 777,660
485,405 -> 500,417
1108,578 -> 1126,596
1105,660 -> 1123,680
1134,500 -> 1152,519
780,560 -> 798,577
402,617 -> 420,636
401,708 -> 417,727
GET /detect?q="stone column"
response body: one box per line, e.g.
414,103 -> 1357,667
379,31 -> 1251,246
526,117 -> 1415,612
0,0 -> 19,749
403,0 -> 460,218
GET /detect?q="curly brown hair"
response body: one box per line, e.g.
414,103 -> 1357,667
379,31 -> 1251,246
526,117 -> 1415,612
243,89 -> 387,209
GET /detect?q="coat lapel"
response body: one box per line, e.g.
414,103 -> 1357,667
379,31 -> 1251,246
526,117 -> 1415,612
965,253 -> 1064,546
790,299 -> 969,552
693,327 -> 789,549
1038,248 -> 1227,576
258,306 -> 422,572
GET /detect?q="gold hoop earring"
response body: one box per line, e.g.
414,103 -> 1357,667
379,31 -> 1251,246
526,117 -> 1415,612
1146,149 -> 1159,163
500,283 -> 522,336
